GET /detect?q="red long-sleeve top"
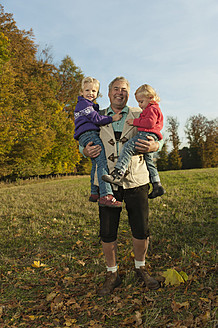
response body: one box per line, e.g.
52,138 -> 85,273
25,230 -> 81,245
133,101 -> 163,140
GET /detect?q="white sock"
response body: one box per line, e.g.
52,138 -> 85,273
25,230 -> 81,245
106,265 -> 118,273
135,260 -> 145,269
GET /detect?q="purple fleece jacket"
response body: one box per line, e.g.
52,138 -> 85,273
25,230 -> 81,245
74,96 -> 113,140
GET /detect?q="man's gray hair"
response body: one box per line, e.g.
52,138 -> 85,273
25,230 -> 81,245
108,76 -> 130,93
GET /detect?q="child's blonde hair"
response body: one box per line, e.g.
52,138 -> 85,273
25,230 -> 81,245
81,76 -> 100,96
135,84 -> 160,103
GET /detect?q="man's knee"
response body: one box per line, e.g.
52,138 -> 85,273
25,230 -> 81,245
100,232 -> 117,243
132,230 -> 150,240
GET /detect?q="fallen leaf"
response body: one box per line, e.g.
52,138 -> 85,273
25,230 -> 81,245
50,295 -> 64,312
65,318 -> 77,326
76,240 -> 83,247
63,276 -> 74,284
171,300 -> 189,312
0,306 -> 5,317
200,297 -> 210,303
199,311 -> 210,322
46,292 -> 57,302
162,268 -> 188,286
143,295 -> 155,302
179,271 -> 188,282
135,311 -> 142,326
32,260 -> 47,268
77,260 -> 85,266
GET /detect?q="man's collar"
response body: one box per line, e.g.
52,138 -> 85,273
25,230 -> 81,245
107,105 -> 129,115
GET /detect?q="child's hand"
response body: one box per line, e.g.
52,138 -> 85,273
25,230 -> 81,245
126,119 -> 134,126
112,112 -> 123,122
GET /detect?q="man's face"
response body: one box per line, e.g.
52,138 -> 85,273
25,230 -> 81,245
108,80 -> 129,110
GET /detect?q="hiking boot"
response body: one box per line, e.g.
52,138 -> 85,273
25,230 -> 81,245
102,168 -> 124,186
135,266 -> 160,290
148,182 -> 166,199
89,194 -> 100,202
99,195 -> 122,208
97,271 -> 121,296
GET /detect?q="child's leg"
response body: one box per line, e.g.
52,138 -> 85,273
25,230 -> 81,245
115,135 -> 139,172
89,163 -> 99,202
79,132 -> 99,199
144,153 -> 160,184
79,131 -> 122,208
143,149 -> 166,199
90,163 -> 99,194
102,135 -> 139,185
92,142 -> 114,197
92,142 -> 123,207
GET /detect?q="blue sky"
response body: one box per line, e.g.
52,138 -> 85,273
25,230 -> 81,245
1,0 -> 218,146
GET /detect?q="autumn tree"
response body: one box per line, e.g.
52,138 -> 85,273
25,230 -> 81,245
0,25 -> 17,176
0,31 -> 10,68
57,55 -> 84,118
0,6 -> 81,178
185,114 -> 218,168
167,116 -> 182,170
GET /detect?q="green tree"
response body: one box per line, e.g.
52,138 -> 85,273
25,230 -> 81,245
167,116 -> 182,170
185,114 -> 218,168
179,147 -> 192,169
156,141 -> 169,171
185,114 -> 206,168
203,119 -> 218,168
168,149 -> 182,170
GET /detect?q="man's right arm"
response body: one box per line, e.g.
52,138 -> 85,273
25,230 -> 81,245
80,142 -> 102,158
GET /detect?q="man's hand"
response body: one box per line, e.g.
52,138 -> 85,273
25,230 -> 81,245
135,136 -> 159,153
83,141 -> 101,158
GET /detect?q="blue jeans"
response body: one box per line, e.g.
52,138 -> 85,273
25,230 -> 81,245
115,131 -> 160,183
79,131 -> 113,197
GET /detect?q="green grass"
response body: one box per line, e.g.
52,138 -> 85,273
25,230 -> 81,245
0,169 -> 217,327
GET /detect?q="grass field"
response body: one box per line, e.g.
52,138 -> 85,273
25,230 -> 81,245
0,168 -> 217,327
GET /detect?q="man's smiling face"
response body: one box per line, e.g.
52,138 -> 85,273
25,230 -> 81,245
108,80 -> 129,111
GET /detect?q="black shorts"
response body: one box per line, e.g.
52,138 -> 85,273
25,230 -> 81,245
99,184 -> 149,242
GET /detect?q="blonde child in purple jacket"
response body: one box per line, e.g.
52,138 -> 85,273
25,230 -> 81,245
74,77 -> 122,208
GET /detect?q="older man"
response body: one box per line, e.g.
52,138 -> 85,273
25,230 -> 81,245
83,77 -> 163,296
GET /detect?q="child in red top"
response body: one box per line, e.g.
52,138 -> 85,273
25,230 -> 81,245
102,84 -> 166,199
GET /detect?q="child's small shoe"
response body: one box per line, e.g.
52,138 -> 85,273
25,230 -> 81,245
89,194 -> 100,202
148,182 -> 166,199
99,195 -> 122,208
102,168 -> 124,186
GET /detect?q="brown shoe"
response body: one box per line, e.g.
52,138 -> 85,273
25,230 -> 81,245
135,266 -> 160,290
99,195 -> 122,208
97,271 -> 121,296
